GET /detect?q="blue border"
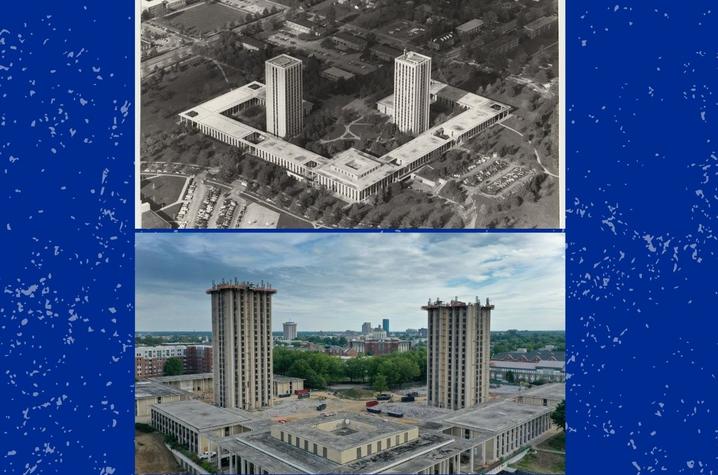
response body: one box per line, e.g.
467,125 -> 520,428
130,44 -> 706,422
3,0 -> 718,474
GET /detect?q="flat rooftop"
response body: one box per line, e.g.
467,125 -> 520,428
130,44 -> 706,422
148,372 -> 213,383
266,54 -> 302,68
274,374 -> 305,383
317,149 -> 398,191
277,412 -> 413,451
441,400 -> 553,434
322,66 -> 355,80
516,383 -> 566,401
135,381 -> 191,400
180,81 -> 266,117
524,15 -> 558,31
152,400 -> 252,431
218,416 -> 458,474
456,18 -> 484,32
396,51 -> 431,65
206,281 -> 277,294
180,84 -> 329,172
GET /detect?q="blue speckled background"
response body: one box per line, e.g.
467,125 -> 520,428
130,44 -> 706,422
566,1 -> 717,473
0,2 -> 134,474
1,0 -> 717,474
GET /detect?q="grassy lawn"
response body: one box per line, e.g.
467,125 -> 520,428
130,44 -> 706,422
142,58 -> 250,137
537,432 -> 565,452
158,3 -> 246,35
322,124 -> 347,141
350,122 -> 382,141
141,175 -> 186,208
513,450 -> 565,474
161,202 -> 184,221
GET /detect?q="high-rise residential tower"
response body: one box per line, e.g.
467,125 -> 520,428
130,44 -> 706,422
393,51 -> 432,135
423,297 -> 492,410
265,54 -> 303,138
361,322 -> 372,335
207,280 -> 276,411
283,321 -> 297,340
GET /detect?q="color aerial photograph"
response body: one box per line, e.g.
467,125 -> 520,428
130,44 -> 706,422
134,233 -> 566,474
138,0 -> 560,229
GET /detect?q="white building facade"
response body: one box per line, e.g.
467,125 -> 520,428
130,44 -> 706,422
265,54 -> 304,138
393,51 -> 432,135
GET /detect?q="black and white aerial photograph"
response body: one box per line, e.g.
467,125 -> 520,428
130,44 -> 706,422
138,0 -> 561,229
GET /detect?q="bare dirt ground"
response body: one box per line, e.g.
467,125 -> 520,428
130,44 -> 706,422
135,430 -> 185,475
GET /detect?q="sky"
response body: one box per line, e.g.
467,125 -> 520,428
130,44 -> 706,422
135,233 -> 565,332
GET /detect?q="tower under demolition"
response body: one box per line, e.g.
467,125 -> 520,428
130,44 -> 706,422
208,280 -> 276,411
424,297 -> 493,410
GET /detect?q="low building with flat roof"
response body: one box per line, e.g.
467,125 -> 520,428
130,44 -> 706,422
238,36 -> 267,52
370,44 -> 403,62
148,372 -> 214,396
213,413 -> 469,474
436,398 -> 558,466
490,359 -> 565,384
141,0 -> 166,17
332,31 -> 367,51
513,382 -> 565,408
320,66 -> 356,82
286,17 -> 319,36
151,400 -> 253,454
179,82 -> 328,180
523,15 -> 558,39
315,148 -> 400,202
456,18 -> 484,38
273,374 -> 305,397
135,380 -> 193,423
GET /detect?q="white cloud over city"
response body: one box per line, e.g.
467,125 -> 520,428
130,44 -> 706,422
135,233 -> 565,332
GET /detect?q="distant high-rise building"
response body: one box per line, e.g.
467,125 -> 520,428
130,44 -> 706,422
382,318 -> 390,334
393,51 -> 432,135
361,322 -> 372,335
265,54 -> 303,138
208,281 -> 276,410
423,297 -> 492,410
283,321 -> 297,340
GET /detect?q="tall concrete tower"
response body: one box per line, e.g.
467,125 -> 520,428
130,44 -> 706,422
265,54 -> 303,138
423,297 -> 492,410
393,51 -> 432,135
283,321 -> 297,340
207,280 -> 276,411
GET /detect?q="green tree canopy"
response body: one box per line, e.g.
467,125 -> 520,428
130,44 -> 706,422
163,357 -> 184,376
551,400 -> 566,431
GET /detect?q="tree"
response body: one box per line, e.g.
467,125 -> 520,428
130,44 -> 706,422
373,374 -> 388,392
163,357 -> 184,376
505,370 -> 515,383
551,400 -> 566,431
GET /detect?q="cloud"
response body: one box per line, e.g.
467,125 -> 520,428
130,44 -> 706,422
135,233 -> 565,332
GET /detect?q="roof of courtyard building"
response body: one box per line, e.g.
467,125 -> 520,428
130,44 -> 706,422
316,148 -> 398,191
216,412 -> 463,474
515,382 -> 566,401
437,399 -> 554,434
148,372 -> 213,383
135,380 -> 192,400
151,400 -> 252,431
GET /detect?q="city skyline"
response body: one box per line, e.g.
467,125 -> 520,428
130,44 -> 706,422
136,233 -> 564,332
